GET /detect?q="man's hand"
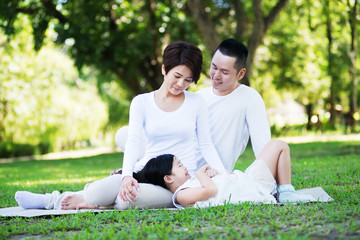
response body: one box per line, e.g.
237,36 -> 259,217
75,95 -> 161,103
119,176 -> 140,202
110,168 -> 122,176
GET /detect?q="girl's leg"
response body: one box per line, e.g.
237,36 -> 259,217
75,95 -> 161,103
257,140 -> 291,185
257,140 -> 315,203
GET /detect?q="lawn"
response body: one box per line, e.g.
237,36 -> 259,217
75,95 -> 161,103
0,141 -> 359,239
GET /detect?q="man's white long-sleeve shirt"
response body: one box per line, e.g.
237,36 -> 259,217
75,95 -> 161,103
196,84 -> 271,171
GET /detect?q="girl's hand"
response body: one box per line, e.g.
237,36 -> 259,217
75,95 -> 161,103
119,176 -> 140,202
197,165 -> 218,178
110,168 -> 122,176
205,168 -> 218,178
197,165 -> 210,176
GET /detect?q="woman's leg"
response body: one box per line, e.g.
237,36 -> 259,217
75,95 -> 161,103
61,174 -> 123,208
15,190 -> 85,210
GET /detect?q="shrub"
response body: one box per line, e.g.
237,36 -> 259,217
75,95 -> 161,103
0,142 -> 35,158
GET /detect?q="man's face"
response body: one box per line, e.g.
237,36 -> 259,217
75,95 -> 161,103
210,50 -> 245,96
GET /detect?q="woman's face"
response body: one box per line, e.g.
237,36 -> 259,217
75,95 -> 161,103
162,65 -> 194,95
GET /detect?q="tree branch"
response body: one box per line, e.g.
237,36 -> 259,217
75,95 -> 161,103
264,0 -> 289,32
40,0 -> 68,24
15,7 -> 38,15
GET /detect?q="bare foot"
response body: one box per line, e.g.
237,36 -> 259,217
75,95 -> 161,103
76,201 -> 98,210
61,194 -> 86,210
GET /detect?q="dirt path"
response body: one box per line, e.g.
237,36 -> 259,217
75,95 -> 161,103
0,146 -> 121,164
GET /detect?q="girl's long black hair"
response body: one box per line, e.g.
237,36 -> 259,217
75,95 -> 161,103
133,154 -> 174,189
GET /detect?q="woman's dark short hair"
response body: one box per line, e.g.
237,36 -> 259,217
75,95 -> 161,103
162,41 -> 203,84
133,154 -> 174,189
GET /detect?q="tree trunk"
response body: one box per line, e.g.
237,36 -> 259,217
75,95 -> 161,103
306,103 -> 314,130
348,0 -> 358,113
325,0 -> 336,126
186,0 -> 221,51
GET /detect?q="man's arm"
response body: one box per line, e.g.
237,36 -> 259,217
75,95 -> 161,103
247,92 -> 271,157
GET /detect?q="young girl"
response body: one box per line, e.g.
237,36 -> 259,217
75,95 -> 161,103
136,140 -> 316,208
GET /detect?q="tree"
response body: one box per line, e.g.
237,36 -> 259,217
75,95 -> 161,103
186,0 -> 290,86
347,0 -> 359,114
0,15 -> 108,152
0,0 -> 206,96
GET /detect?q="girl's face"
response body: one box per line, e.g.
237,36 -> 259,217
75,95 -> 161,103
168,157 -> 191,186
162,65 -> 193,95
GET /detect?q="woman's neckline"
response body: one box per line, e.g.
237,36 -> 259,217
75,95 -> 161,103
152,90 -> 187,113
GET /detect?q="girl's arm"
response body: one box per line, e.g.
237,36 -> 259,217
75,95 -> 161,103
176,165 -> 218,207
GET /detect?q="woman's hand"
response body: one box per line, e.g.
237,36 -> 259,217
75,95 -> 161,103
110,168 -> 122,176
119,176 -> 140,202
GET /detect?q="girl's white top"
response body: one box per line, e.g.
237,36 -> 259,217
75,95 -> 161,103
122,90 -> 226,177
173,160 -> 277,208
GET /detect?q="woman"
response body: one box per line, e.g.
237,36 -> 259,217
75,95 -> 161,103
15,41 -> 226,210
118,41 -> 226,203
134,140 -> 316,208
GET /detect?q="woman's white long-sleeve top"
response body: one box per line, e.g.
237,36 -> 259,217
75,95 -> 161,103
121,91 -> 226,177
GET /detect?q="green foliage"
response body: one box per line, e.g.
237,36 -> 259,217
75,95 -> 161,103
0,141 -> 359,239
0,142 -> 35,158
0,0 -> 359,151
0,0 -> 207,95
0,16 -> 109,152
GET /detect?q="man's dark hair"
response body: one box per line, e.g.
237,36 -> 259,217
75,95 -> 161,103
214,38 -> 248,71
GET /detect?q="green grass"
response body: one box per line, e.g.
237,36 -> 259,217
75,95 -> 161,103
1,141 -> 359,239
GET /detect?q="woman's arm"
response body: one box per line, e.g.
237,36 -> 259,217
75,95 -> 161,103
176,165 -> 217,207
121,95 -> 145,177
119,95 -> 145,201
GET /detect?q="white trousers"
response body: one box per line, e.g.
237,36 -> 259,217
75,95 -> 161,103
45,126 -> 173,210
46,173 -> 173,210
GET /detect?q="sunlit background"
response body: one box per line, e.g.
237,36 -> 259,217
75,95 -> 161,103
0,0 -> 359,158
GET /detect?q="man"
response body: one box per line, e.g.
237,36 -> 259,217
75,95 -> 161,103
195,38 -> 270,171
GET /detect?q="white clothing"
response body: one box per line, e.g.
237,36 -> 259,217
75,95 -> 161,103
196,85 -> 271,171
44,191 -> 79,210
173,160 -> 277,209
82,174 -> 174,209
122,90 -> 226,177
41,176 -> 174,210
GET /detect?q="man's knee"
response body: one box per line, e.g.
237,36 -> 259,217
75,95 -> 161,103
115,126 -> 129,151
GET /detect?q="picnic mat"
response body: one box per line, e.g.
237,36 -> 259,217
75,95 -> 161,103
0,187 -> 334,218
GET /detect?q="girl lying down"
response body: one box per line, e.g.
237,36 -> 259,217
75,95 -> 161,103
15,140 -> 315,209
133,140 -> 315,208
